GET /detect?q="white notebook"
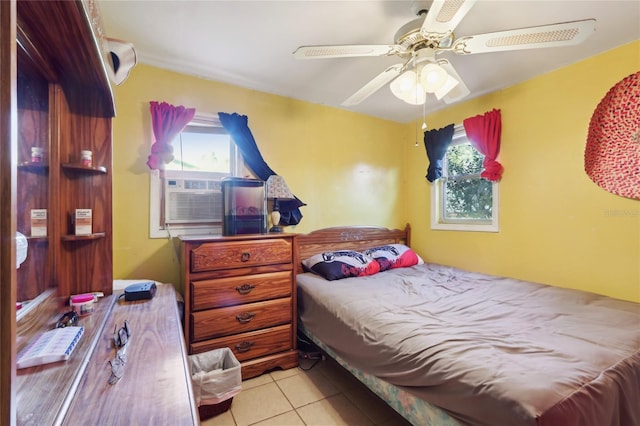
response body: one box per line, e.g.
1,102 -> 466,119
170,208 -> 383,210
17,326 -> 84,369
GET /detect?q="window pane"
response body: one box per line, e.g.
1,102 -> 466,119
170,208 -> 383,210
446,143 -> 483,176
167,131 -> 231,173
444,177 -> 493,220
431,130 -> 498,232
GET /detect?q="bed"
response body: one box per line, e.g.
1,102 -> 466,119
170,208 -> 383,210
295,225 -> 640,426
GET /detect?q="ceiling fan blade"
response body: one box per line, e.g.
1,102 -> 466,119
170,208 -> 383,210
293,44 -> 404,59
342,64 -> 404,106
451,19 -> 596,54
436,59 -> 470,103
421,0 -> 477,39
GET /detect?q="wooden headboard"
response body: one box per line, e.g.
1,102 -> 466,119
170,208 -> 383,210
295,224 -> 411,274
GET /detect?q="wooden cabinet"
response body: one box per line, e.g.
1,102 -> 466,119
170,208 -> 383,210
181,234 -> 299,380
15,0 -> 114,300
1,1 -> 116,423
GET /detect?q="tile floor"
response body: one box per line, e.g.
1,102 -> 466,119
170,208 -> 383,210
200,356 -> 413,426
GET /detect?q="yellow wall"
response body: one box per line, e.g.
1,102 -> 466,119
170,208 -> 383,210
406,41 -> 640,302
111,64 -> 407,287
113,42 -> 639,302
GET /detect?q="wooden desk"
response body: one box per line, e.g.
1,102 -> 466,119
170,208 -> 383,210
16,283 -> 197,425
63,283 -> 198,424
16,291 -> 116,425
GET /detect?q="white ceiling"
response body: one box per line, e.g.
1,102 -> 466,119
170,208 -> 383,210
97,0 -> 640,123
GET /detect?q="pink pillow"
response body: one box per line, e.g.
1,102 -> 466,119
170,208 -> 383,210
362,244 -> 423,271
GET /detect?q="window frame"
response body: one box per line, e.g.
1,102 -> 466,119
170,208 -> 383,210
149,113 -> 244,238
430,125 -> 499,233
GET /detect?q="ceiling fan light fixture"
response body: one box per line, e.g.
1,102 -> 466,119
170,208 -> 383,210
420,63 -> 448,93
434,74 -> 459,100
390,69 -> 427,105
401,83 -> 427,105
390,70 -> 418,98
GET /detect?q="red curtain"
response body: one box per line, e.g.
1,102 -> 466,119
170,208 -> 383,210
146,101 -> 196,170
462,109 -> 503,181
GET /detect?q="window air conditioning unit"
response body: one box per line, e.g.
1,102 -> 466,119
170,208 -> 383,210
164,179 -> 222,224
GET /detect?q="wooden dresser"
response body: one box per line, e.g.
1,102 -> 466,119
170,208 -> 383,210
180,234 -> 298,379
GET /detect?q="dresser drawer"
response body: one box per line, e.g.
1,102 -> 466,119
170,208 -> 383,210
191,271 -> 292,311
191,298 -> 292,341
190,324 -> 293,362
191,238 -> 292,272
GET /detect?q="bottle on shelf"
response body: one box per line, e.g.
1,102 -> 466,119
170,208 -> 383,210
80,150 -> 92,167
31,147 -> 43,163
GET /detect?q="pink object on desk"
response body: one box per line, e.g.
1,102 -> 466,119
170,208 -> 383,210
70,293 -> 95,316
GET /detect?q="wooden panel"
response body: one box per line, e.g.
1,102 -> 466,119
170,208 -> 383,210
240,350 -> 299,380
191,238 -> 292,272
0,1 -> 17,423
16,71 -> 50,301
54,85 -> 113,298
192,298 -> 292,342
191,271 -> 292,311
16,0 -> 114,116
191,324 -> 293,362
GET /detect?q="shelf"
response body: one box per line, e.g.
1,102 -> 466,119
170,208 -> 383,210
61,163 -> 107,174
18,162 -> 49,172
25,236 -> 48,243
61,232 -> 106,242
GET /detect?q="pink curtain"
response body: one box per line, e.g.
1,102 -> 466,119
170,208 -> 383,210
146,101 -> 196,170
462,109 -> 503,181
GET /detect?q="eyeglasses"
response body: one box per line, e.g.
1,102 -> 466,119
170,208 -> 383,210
109,356 -> 125,385
56,310 -> 79,328
113,320 -> 131,348
109,320 -> 131,385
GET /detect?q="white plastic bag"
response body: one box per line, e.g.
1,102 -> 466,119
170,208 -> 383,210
189,348 -> 242,406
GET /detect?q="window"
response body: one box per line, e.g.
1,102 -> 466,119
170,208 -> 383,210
149,114 -> 245,238
430,126 -> 499,232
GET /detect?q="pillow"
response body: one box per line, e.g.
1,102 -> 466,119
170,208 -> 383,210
302,250 -> 380,281
362,244 -> 423,271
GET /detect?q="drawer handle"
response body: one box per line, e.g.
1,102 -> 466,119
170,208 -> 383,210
236,283 -> 256,295
235,341 -> 255,353
236,312 -> 256,323
240,252 -> 251,262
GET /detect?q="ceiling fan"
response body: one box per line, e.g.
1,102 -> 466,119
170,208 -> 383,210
293,0 -> 595,106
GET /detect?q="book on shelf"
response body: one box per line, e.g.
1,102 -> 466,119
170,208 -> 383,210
17,326 -> 84,369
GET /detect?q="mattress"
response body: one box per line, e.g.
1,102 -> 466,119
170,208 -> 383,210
297,263 -> 640,426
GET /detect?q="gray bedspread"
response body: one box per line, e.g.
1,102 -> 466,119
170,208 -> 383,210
296,263 -> 640,426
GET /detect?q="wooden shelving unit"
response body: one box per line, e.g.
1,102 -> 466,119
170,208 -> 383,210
18,162 -> 49,172
61,163 -> 107,174
61,233 -> 106,242
15,0 -> 115,302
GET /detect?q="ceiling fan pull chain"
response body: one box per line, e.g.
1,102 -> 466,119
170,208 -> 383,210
415,108 -> 419,147
421,100 -> 428,134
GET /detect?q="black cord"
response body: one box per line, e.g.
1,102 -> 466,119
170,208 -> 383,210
296,332 -> 326,370
297,350 -> 325,371
298,353 -> 321,371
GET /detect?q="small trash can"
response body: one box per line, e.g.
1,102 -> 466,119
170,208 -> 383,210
189,347 -> 242,421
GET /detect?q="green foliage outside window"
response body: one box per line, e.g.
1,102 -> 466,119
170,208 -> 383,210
443,143 -> 493,221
